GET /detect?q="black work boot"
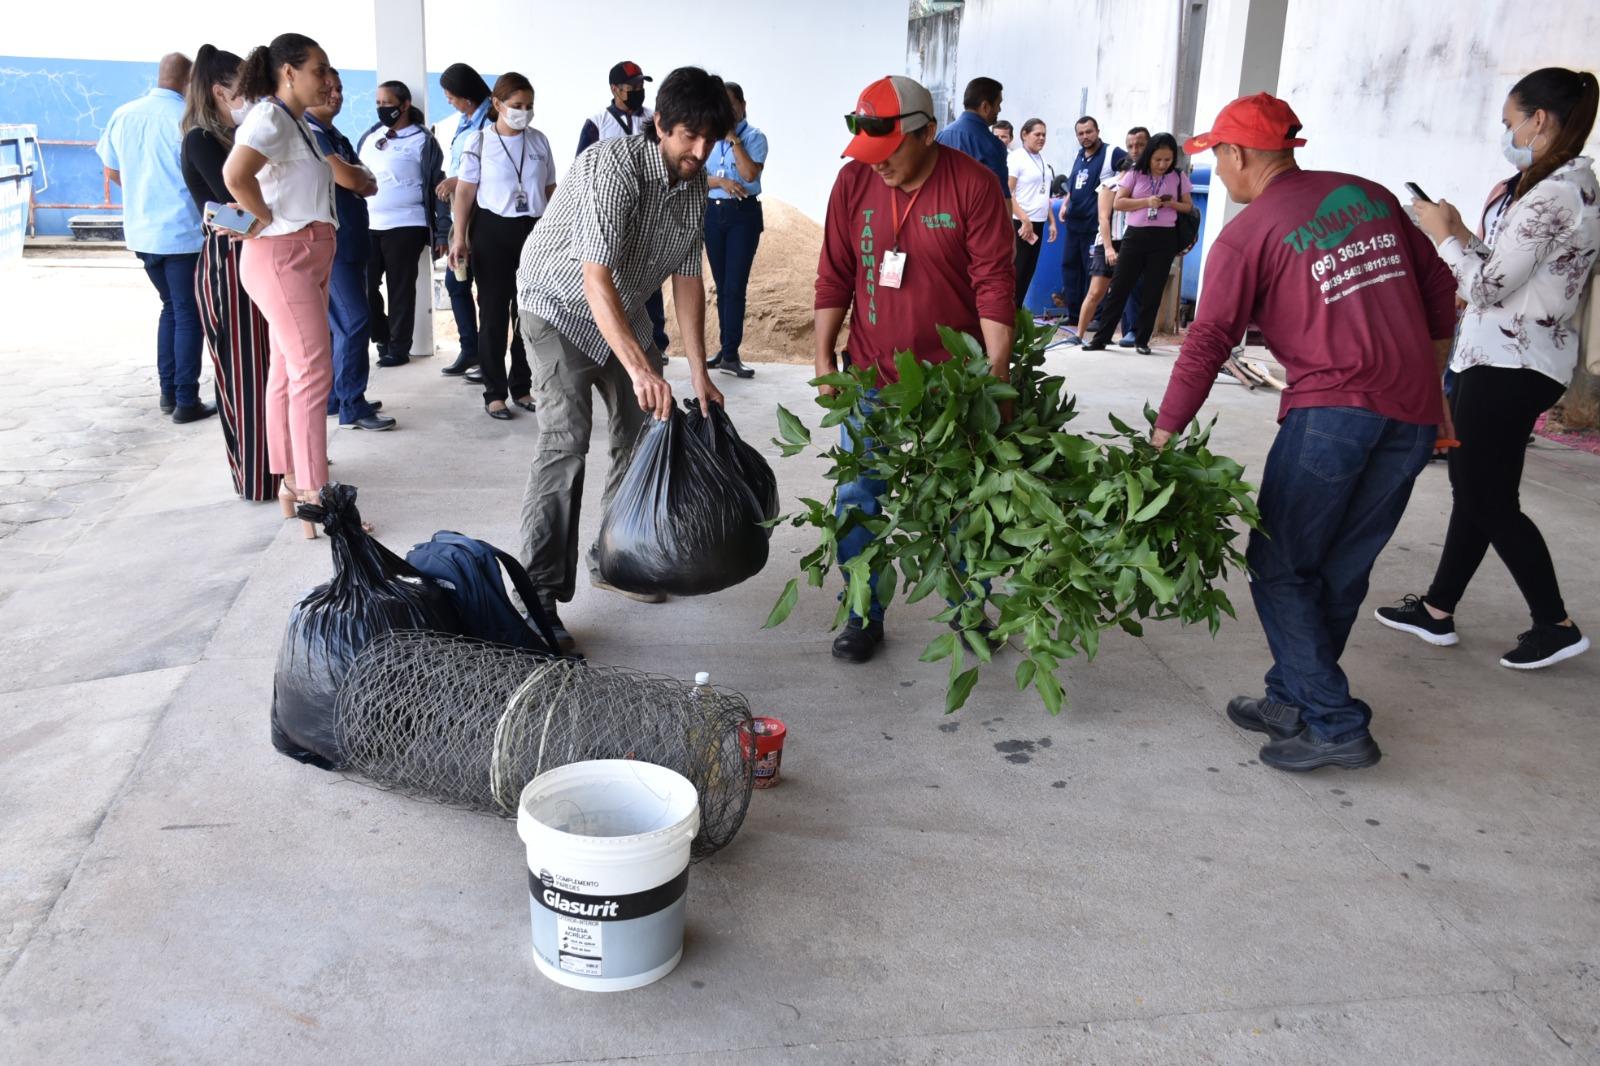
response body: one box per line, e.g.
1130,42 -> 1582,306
1226,695 -> 1303,740
1259,728 -> 1381,772
831,618 -> 884,663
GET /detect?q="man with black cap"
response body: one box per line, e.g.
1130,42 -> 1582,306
814,75 -> 1016,664
1152,93 -> 1457,772
578,60 -> 670,359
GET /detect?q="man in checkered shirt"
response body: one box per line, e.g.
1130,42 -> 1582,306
515,66 -> 733,651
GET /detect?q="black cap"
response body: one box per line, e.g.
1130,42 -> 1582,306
608,61 -> 651,86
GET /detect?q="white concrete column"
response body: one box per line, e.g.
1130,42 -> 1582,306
1191,0 -> 1289,262
375,0 -> 434,357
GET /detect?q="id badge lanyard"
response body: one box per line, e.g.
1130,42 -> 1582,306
497,129 -> 530,214
880,185 -> 923,289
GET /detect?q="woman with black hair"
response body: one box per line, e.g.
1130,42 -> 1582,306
437,62 -> 495,377
181,43 -> 278,502
223,32 -> 338,538
1083,131 -> 1192,354
1378,67 -> 1598,670
357,80 -> 447,367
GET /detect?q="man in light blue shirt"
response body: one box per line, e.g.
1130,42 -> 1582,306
935,76 -> 1010,202
96,53 -> 211,422
703,83 -> 768,379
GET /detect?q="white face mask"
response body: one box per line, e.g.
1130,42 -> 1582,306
501,106 -> 531,131
1500,115 -> 1537,171
229,104 -> 250,126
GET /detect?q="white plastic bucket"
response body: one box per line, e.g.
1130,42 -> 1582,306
516,759 -> 700,992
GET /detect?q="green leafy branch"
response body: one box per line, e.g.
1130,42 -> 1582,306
763,311 -> 1260,715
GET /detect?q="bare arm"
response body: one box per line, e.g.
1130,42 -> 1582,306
222,145 -> 272,232
105,167 -> 121,186
814,306 -> 848,396
581,262 -> 674,419
328,155 -> 377,196
670,273 -> 724,410
728,137 -> 763,183
449,179 -> 477,266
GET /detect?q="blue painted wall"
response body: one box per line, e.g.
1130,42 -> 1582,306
0,55 -> 455,236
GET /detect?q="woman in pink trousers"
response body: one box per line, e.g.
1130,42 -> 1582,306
224,32 -> 339,538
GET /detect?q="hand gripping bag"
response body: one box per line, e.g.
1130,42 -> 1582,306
271,484 -> 461,768
596,404 -> 771,597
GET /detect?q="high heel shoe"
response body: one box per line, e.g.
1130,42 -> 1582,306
279,480 -> 319,540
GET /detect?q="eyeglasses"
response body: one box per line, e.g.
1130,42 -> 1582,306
844,111 -> 932,137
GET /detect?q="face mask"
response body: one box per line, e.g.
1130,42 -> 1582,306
1500,115 -> 1536,171
229,105 -> 250,126
624,88 -> 646,113
501,106 -> 531,131
377,105 -> 403,128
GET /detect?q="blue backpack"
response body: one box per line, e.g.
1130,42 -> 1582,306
405,532 -> 565,656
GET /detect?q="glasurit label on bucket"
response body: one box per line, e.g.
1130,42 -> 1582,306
529,867 -> 689,981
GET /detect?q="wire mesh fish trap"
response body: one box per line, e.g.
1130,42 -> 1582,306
334,631 -> 755,859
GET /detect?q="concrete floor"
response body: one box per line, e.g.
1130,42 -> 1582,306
1,255 -> 1597,1065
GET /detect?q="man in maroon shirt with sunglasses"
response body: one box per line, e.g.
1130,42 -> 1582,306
813,74 -> 1015,664
1153,93 -> 1457,773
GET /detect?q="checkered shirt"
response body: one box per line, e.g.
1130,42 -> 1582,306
516,134 -> 706,364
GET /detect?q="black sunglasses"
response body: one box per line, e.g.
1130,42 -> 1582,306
844,111 -> 932,137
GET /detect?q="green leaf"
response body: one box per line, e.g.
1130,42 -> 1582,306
775,404 -> 812,447
762,578 -> 799,630
1139,568 -> 1178,603
946,667 -> 981,713
1015,658 -> 1037,691
1036,669 -> 1064,715
919,631 -> 957,662
1131,481 -> 1177,522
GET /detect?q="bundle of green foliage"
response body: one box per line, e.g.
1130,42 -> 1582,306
763,314 -> 1260,714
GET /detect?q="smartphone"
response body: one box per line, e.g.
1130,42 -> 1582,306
204,201 -> 256,235
1404,182 -> 1432,203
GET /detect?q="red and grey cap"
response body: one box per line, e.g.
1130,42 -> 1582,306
842,75 -> 936,165
608,61 -> 652,87
1185,92 -> 1307,154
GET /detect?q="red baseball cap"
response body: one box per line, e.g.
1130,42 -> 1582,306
1185,92 -> 1307,154
842,76 -> 936,165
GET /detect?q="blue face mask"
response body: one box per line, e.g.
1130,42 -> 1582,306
1500,115 -> 1536,171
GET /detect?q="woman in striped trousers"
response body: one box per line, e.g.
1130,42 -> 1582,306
180,44 -> 278,501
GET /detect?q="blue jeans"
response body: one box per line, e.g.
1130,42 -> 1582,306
444,263 -> 478,360
326,255 -> 376,423
836,389 -> 886,622
1248,407 -> 1434,743
137,251 -> 202,407
705,198 -> 763,361
1059,226 -> 1096,321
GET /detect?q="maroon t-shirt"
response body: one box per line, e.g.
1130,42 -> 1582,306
1157,169 -> 1457,433
815,147 -> 1015,383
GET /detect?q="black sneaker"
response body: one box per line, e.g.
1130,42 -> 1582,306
171,402 -> 217,424
718,358 -> 755,379
1081,339 -> 1107,352
1259,728 -> 1382,772
159,392 -> 176,415
1375,594 -> 1458,646
1226,695 -> 1302,740
440,355 -> 477,376
377,353 -> 411,368
1499,624 -> 1590,670
831,618 -> 884,663
705,353 -> 724,369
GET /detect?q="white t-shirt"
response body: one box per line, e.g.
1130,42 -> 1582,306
1008,149 -> 1053,223
360,126 -> 430,231
459,127 -> 556,218
234,100 -> 336,237
1090,174 -> 1129,249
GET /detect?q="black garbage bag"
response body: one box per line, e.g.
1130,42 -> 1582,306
597,404 -> 771,597
271,484 -> 461,769
683,398 -> 779,526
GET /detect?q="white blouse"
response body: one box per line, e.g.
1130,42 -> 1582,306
234,100 -> 337,237
460,127 -> 556,218
1441,156 -> 1600,386
1008,148 -> 1054,223
359,126 -> 430,231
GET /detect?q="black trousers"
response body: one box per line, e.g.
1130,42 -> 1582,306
367,225 -> 429,357
1013,217 -> 1046,306
1425,365 -> 1570,625
470,209 -> 534,404
1090,225 -> 1179,347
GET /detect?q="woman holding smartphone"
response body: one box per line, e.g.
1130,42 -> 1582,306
223,32 -> 339,539
1377,67 -> 1598,670
448,72 -> 555,420
1082,132 -> 1192,354
181,44 -> 277,503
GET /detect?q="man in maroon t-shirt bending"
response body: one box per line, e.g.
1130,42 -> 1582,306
1152,94 -> 1457,772
814,75 -> 1016,664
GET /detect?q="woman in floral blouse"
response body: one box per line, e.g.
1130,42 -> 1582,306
1377,67 -> 1598,670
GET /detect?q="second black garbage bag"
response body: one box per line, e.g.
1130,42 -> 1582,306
597,401 -> 777,597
